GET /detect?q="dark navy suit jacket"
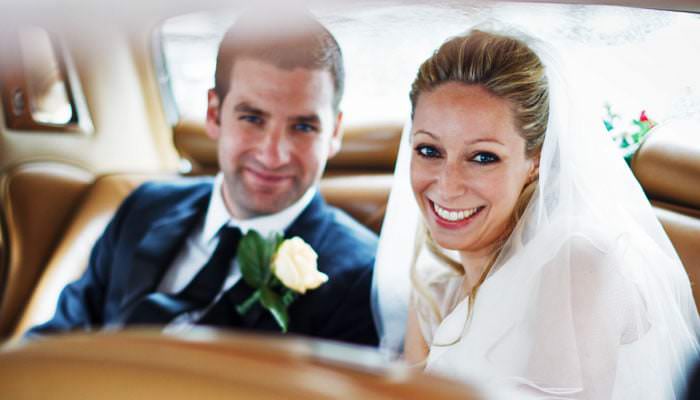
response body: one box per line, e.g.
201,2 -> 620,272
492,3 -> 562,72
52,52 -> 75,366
28,178 -> 379,346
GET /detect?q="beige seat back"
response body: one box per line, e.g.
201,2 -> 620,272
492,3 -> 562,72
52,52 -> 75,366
2,122 -> 400,341
631,118 -> 700,305
10,173 -> 157,338
0,162 -> 95,336
4,171 -> 392,341
0,329 -> 481,399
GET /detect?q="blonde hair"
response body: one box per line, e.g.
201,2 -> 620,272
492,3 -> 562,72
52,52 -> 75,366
409,29 -> 548,331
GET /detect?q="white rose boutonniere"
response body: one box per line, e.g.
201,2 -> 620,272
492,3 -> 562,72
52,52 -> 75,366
236,230 -> 327,332
272,238 -> 328,294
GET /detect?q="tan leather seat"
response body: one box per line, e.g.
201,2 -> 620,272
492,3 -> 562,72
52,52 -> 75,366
631,118 -> 700,304
2,170 -> 392,338
8,172 -> 391,339
0,329 -> 481,399
8,172 -> 166,338
0,162 -> 95,337
1,122 -> 399,340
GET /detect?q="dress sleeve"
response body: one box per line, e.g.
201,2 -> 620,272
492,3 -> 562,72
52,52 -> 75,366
501,233 -> 650,399
411,243 -> 464,348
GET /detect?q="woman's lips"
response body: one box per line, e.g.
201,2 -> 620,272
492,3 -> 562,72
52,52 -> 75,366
429,200 -> 484,229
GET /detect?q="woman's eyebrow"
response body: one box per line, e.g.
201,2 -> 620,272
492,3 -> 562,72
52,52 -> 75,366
465,138 -> 505,146
413,129 -> 438,139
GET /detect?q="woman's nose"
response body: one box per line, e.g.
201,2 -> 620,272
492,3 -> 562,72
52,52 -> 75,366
437,160 -> 467,201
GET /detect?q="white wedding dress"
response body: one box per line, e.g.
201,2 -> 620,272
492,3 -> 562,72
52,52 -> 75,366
372,32 -> 700,399
414,221 -> 690,399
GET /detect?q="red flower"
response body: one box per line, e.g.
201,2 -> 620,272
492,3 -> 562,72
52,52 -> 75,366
639,110 -> 649,122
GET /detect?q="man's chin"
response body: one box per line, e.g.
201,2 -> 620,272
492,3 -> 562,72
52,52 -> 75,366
237,194 -> 298,217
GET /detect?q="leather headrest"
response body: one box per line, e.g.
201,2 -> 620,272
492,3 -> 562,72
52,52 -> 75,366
173,120 -> 402,175
631,118 -> 700,210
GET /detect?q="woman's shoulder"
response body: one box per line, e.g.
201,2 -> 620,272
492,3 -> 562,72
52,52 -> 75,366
546,217 -> 630,267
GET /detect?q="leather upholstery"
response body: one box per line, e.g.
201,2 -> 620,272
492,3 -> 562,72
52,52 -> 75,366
321,174 -> 392,235
174,120 -> 402,175
632,118 -> 700,210
4,116 -> 696,342
5,169 -> 391,340
631,118 -> 700,304
0,162 -> 94,336
653,203 -> 700,301
0,330 -> 480,399
10,173 -> 169,338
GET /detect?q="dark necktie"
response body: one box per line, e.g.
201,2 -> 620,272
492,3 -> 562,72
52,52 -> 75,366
125,225 -> 242,325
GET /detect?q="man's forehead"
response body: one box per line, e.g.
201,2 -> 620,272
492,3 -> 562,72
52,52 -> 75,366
227,58 -> 335,103
229,56 -> 332,80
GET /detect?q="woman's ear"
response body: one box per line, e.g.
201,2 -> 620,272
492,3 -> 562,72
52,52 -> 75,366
528,154 -> 541,182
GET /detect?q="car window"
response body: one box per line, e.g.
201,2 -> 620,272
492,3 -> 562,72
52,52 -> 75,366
156,2 -> 700,130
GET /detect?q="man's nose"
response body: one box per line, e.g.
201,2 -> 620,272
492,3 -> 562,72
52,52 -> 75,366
256,124 -> 291,168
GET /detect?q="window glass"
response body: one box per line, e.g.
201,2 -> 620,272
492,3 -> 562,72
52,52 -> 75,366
18,26 -> 73,125
158,2 -> 700,129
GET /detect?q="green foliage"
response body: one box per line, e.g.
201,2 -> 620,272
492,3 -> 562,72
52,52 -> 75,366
603,104 -> 657,165
236,230 -> 293,332
260,287 -> 289,333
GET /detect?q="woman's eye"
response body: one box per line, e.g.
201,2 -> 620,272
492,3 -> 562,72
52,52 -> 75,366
415,144 -> 441,159
471,152 -> 499,164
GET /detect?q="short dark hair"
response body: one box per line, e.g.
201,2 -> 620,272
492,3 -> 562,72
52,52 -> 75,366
214,12 -> 344,112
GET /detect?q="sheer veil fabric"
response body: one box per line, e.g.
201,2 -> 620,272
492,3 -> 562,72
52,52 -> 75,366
372,29 -> 700,398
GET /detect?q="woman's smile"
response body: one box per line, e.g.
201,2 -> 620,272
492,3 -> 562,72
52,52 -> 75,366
429,199 -> 485,228
410,83 -> 536,254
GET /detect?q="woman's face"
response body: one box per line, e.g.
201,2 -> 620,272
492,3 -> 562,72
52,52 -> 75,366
410,83 -> 537,255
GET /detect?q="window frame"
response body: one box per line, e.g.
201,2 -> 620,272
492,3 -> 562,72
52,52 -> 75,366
0,26 -> 93,134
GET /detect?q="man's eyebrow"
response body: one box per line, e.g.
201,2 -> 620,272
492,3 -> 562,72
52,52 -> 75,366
290,114 -> 321,124
234,102 -> 269,117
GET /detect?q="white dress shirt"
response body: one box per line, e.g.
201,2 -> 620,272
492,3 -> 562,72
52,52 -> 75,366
158,173 -> 316,331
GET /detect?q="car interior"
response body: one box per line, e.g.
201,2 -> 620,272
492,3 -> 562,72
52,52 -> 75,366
0,0 -> 698,398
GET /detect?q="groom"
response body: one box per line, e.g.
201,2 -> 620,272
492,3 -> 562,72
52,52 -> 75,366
27,11 -> 379,346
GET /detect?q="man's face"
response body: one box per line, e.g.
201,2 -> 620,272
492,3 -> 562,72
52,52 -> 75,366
205,57 -> 342,219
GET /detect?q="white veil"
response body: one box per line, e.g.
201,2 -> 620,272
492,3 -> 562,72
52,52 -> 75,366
372,27 -> 700,398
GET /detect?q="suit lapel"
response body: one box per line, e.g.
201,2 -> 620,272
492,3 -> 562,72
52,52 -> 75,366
284,192 -> 327,248
119,187 -> 211,316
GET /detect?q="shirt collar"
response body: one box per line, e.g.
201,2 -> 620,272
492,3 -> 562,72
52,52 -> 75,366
203,173 -> 316,242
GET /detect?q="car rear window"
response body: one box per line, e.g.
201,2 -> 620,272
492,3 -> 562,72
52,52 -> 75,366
156,2 -> 700,129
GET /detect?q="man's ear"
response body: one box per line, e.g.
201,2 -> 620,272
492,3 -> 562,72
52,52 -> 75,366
328,111 -> 344,159
205,89 -> 222,140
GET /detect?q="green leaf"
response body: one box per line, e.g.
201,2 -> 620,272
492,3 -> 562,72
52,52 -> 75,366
236,290 -> 261,315
281,289 -> 296,308
270,231 -> 285,249
259,287 -> 289,332
261,232 -> 284,283
237,230 -> 268,288
603,120 -> 614,132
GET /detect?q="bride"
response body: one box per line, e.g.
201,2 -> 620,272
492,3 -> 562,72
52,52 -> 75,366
378,28 -> 700,398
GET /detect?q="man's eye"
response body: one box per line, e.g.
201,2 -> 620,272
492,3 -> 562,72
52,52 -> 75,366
293,123 -> 317,133
240,115 -> 263,125
471,152 -> 499,164
415,144 -> 441,158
